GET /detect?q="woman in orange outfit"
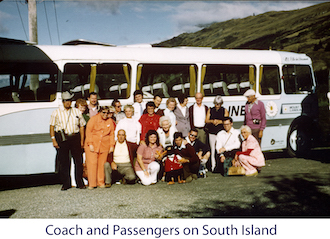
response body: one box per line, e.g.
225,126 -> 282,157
85,106 -> 115,189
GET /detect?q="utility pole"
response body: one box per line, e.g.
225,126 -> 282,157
28,0 -> 38,44
28,0 -> 39,100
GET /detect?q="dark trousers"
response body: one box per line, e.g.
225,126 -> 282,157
58,134 -> 84,188
251,128 -> 262,145
182,161 -> 200,179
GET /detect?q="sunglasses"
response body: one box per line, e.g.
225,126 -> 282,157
190,134 -> 197,138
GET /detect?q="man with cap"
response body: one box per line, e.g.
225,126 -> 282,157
243,89 -> 266,145
50,91 -> 87,190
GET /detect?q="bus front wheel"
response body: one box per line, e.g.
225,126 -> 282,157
287,125 -> 311,158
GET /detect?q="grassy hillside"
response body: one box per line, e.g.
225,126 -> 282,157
154,2 -> 330,135
154,2 -> 330,71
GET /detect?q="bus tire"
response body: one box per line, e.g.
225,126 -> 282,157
287,124 -> 311,158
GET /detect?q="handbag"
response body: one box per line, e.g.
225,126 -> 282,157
227,165 -> 246,176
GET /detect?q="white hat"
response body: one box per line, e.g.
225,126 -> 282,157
243,89 -> 256,97
62,91 -> 74,100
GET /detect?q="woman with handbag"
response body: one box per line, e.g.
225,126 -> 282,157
232,125 -> 265,176
84,106 -> 115,189
205,95 -> 229,172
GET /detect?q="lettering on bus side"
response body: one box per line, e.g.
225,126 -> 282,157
228,105 -> 245,117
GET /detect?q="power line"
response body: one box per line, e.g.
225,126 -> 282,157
43,1 -> 53,44
53,0 -> 61,44
15,0 -> 28,40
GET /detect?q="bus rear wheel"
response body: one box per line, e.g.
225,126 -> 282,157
287,124 -> 311,158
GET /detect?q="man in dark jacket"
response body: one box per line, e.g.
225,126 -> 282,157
188,92 -> 208,144
186,128 -> 210,178
173,132 -> 200,183
104,129 -> 138,186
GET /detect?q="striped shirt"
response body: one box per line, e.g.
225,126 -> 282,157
50,107 -> 86,135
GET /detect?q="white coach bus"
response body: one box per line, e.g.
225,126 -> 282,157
0,38 -> 319,175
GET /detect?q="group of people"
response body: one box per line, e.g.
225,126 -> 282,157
49,88 -> 266,191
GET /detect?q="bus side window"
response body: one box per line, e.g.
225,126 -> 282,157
260,65 -> 281,95
138,64 -> 196,99
0,63 -> 58,103
63,63 -> 131,100
202,64 -> 255,97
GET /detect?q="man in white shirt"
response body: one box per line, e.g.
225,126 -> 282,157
189,92 -> 208,144
132,90 -> 146,121
104,129 -> 138,186
215,117 -> 241,174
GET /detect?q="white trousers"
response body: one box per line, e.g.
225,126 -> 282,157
135,161 -> 160,186
209,133 -> 217,171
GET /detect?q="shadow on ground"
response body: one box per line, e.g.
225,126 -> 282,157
0,209 -> 16,218
264,148 -> 330,163
171,173 -> 330,217
0,173 -> 60,191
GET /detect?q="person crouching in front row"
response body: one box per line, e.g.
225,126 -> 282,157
135,130 -> 164,186
104,129 -> 138,186
173,132 -> 200,183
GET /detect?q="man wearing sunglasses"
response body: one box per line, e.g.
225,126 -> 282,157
186,128 -> 210,178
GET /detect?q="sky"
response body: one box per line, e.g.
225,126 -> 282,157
0,0 -> 325,46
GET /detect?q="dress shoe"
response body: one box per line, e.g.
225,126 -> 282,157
98,185 -> 106,188
105,184 -> 111,188
61,186 -> 70,191
78,185 -> 86,189
246,171 -> 258,177
185,176 -> 193,183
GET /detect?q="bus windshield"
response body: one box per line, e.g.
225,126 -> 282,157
283,65 -> 314,93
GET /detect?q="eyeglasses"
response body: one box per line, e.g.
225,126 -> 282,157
101,111 -> 111,114
190,134 -> 197,138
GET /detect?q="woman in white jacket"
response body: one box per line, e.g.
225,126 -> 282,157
115,105 -> 141,144
157,116 -> 177,148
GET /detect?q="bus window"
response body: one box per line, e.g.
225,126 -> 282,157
63,63 -> 131,100
202,64 -> 255,96
283,65 -> 313,94
260,65 -> 281,95
137,64 -> 197,99
0,63 -> 58,102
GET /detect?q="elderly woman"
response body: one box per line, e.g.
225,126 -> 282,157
157,116 -> 177,148
233,125 -> 265,176
163,97 -> 177,132
205,95 -> 229,172
85,106 -> 115,189
115,104 -> 141,144
174,94 -> 190,137
135,130 -> 164,185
